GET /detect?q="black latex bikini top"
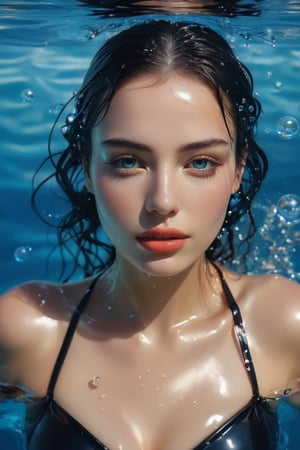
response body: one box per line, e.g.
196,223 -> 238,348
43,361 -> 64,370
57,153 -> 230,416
26,265 -> 279,450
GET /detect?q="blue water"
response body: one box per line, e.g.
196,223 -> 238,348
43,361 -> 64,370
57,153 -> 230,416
0,0 -> 300,448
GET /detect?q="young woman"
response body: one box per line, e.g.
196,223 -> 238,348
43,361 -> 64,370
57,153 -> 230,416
1,20 -> 300,450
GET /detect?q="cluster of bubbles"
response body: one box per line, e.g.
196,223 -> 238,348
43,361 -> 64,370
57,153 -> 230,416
251,194 -> 300,281
228,193 -> 300,281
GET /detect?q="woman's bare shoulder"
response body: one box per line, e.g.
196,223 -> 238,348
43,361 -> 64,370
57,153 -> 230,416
0,278 -> 90,351
237,271 -> 300,306
230,271 -> 300,349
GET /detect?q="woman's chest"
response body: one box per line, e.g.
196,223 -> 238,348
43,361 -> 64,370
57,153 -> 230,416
50,329 -> 255,449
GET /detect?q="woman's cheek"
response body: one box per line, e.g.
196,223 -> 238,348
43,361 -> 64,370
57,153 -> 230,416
94,178 -> 142,226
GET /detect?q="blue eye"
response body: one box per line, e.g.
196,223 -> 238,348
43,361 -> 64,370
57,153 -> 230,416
112,157 -> 140,169
188,159 -> 212,170
185,158 -> 218,178
105,156 -> 144,175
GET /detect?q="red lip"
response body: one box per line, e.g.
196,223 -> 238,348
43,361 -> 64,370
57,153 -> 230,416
137,227 -> 188,239
136,228 -> 189,253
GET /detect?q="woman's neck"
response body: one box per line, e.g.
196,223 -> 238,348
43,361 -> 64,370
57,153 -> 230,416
96,256 -> 224,337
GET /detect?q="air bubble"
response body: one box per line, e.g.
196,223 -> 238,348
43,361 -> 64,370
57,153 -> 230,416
66,113 -> 76,124
21,89 -> 34,103
274,81 -> 282,89
277,194 -> 300,222
86,29 -> 99,40
276,116 -> 299,139
14,246 -> 32,262
49,103 -> 63,114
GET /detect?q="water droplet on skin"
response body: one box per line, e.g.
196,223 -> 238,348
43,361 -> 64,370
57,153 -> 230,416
14,246 -> 32,262
91,376 -> 101,387
21,88 -> 34,102
277,194 -> 300,222
276,116 -> 299,139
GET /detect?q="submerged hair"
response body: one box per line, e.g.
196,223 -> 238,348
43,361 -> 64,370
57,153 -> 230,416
32,20 -> 268,281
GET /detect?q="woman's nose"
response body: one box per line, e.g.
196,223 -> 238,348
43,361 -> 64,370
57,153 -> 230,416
144,169 -> 179,217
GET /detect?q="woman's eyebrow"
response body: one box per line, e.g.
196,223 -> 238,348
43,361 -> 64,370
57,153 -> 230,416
101,138 -> 150,152
179,139 -> 229,151
101,138 -> 229,152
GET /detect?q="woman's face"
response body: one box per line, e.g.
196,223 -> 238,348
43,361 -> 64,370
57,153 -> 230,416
87,74 -> 242,276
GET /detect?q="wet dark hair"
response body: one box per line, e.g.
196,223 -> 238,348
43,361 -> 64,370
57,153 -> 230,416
32,19 -> 268,280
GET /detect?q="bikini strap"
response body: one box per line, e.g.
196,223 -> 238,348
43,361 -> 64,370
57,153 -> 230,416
211,262 -> 260,398
46,275 -> 100,400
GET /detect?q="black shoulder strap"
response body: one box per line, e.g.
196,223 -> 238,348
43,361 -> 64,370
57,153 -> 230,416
211,262 -> 260,397
46,275 -> 100,400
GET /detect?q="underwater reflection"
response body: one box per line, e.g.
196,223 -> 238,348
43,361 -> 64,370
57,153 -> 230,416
78,0 -> 263,18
